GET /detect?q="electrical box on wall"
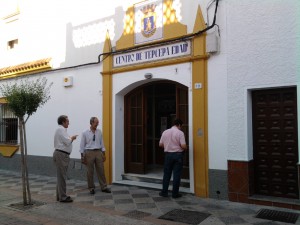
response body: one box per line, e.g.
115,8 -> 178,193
63,76 -> 73,87
206,30 -> 220,53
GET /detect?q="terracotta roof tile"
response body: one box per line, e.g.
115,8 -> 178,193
0,58 -> 52,79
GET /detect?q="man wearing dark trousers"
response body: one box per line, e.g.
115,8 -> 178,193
80,117 -> 111,195
53,115 -> 78,203
159,118 -> 187,198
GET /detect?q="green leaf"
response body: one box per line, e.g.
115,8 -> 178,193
0,77 -> 53,119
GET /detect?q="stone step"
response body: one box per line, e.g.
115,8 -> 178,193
121,173 -> 190,188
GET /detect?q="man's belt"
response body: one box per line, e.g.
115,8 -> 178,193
165,151 -> 184,154
86,148 -> 102,151
55,149 -> 70,155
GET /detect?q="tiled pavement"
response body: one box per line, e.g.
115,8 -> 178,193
0,169 -> 300,225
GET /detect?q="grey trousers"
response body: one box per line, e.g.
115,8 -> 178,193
85,150 -> 107,191
53,151 -> 70,201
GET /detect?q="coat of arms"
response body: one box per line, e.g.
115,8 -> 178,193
140,4 -> 157,38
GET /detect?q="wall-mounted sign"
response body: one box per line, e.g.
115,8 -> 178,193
134,0 -> 163,44
113,40 -> 191,68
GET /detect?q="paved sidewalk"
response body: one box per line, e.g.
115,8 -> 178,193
0,169 -> 299,225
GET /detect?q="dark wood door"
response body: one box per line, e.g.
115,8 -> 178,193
252,87 -> 298,198
125,82 -> 189,177
125,89 -> 146,174
177,85 -> 189,179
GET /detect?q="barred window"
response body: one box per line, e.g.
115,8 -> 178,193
0,104 -> 18,144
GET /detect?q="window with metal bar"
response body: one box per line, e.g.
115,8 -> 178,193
0,104 -> 18,144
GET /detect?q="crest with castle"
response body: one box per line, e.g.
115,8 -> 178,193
140,3 -> 157,37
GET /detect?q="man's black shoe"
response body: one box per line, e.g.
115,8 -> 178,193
102,188 -> 111,193
60,197 -> 73,203
159,192 -> 168,197
57,196 -> 71,201
90,189 -> 95,194
172,193 -> 182,199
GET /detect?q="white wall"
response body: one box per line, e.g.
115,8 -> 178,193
6,0 -> 298,173
3,65 -> 104,159
226,0 -> 299,160
206,0 -> 228,170
204,0 -> 300,169
0,0 -> 231,172
0,0 -> 139,68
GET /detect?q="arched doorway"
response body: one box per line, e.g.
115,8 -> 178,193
124,81 -> 189,179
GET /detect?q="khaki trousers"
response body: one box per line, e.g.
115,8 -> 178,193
53,150 -> 70,201
85,150 -> 107,190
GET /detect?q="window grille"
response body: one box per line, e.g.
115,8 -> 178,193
0,104 -> 18,144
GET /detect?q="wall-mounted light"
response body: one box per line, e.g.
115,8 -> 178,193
63,76 -> 73,87
144,73 -> 153,79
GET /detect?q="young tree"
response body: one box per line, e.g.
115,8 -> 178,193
0,77 -> 52,205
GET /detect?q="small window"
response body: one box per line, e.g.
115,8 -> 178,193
7,39 -> 18,50
0,103 -> 18,144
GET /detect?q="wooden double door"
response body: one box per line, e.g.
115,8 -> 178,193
252,87 -> 299,198
125,81 -> 189,179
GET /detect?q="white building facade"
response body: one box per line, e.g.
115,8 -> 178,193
0,0 -> 299,208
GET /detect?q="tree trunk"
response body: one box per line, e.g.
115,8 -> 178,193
23,120 -> 32,204
19,117 -> 27,205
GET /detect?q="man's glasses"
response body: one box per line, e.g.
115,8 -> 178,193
93,134 -> 95,141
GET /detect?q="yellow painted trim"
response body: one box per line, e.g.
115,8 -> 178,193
163,0 -> 187,39
116,0 -> 187,50
0,145 -> 19,157
102,31 -> 113,184
116,6 -> 135,50
192,6 -> 208,197
0,98 -> 7,104
2,0 -> 20,20
2,11 -> 20,20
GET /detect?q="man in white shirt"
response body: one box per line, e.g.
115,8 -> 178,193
53,115 -> 77,203
80,117 -> 111,194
